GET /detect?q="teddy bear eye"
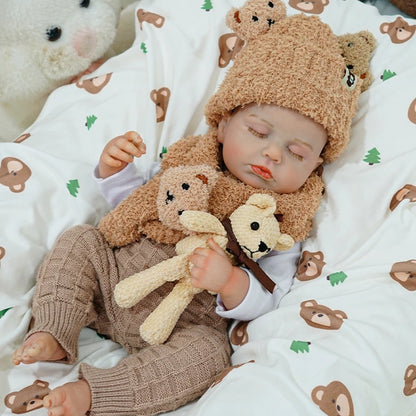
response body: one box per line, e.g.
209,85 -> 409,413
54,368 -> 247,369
80,0 -> 90,7
182,183 -> 190,190
250,221 -> 260,230
268,1 -> 274,7
252,15 -> 259,22
46,26 -> 62,42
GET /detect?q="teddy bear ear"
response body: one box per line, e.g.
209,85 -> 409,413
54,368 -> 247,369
246,193 -> 276,215
225,0 -> 286,41
195,165 -> 219,192
274,233 -> 295,251
338,30 -> 376,92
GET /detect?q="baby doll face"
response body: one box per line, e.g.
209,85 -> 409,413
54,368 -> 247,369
217,104 -> 327,193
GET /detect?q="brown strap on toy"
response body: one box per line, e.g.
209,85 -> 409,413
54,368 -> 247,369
221,218 -> 276,294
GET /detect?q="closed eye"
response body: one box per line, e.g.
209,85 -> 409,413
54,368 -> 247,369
288,143 -> 309,161
288,148 -> 303,161
248,127 -> 267,138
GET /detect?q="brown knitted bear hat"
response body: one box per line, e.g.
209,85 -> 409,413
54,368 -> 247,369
205,1 -> 362,163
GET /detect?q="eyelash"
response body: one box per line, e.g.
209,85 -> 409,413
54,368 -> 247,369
249,127 -> 304,161
248,127 -> 267,138
288,151 -> 303,161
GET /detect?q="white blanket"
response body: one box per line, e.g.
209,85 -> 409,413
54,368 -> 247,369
1,1 -> 416,415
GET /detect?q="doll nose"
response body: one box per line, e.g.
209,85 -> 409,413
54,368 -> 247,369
263,143 -> 282,163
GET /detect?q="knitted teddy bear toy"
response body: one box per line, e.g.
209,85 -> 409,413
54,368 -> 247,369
0,0 -> 126,142
114,192 -> 294,345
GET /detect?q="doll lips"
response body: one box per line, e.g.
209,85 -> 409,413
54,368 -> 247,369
251,165 -> 272,179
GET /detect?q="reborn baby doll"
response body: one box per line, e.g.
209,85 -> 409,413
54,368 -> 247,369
11,1 -> 368,415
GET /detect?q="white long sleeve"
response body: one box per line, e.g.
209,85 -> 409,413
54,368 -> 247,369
216,242 -> 301,321
93,162 -> 161,208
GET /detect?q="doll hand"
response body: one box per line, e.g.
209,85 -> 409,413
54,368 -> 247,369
98,131 -> 146,179
189,238 -> 249,309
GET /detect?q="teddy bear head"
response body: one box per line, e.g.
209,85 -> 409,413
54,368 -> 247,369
156,165 -> 219,235
228,193 -> 294,260
338,30 -> 376,92
4,380 -> 50,414
226,0 -> 287,41
0,0 -> 121,102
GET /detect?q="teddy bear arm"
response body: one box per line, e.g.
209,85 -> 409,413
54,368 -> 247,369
180,210 -> 225,236
139,221 -> 186,245
98,176 -> 161,247
140,277 -> 203,345
114,254 -> 189,308
98,211 -> 140,247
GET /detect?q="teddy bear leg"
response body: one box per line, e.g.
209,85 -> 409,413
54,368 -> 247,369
114,254 -> 189,308
140,278 -> 203,345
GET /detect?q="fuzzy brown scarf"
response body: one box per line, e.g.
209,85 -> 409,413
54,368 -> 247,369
98,128 -> 324,247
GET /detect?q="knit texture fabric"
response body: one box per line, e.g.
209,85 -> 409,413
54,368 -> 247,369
27,224 -> 230,415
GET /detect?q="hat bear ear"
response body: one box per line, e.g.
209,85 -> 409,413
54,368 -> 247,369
226,0 -> 286,41
338,30 -> 376,92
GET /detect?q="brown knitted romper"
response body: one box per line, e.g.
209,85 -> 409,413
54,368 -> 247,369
27,224 -> 230,415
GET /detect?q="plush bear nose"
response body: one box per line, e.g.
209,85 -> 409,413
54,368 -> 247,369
165,190 -> 174,204
258,241 -> 269,252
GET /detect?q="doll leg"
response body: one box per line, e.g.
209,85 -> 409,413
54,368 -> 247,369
15,224 -> 114,364
79,323 -> 230,416
80,249 -> 230,416
18,223 -> 176,364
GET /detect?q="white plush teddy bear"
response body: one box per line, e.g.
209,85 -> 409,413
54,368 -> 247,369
114,193 -> 295,345
0,0 -> 137,142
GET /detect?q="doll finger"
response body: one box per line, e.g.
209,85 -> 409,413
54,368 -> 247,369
120,140 -> 144,158
101,153 -> 123,167
124,130 -> 141,142
207,238 -> 227,257
125,131 -> 145,147
138,141 -> 147,154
